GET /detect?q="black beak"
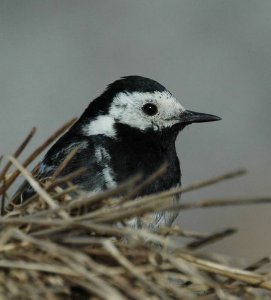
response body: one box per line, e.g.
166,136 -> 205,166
180,110 -> 221,124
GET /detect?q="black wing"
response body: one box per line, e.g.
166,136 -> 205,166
10,132 -> 111,207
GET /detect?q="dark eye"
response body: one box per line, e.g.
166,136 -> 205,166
142,103 -> 158,116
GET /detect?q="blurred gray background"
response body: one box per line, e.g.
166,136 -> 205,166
1,0 -> 271,259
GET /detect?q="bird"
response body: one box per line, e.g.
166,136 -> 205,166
12,76 -> 221,228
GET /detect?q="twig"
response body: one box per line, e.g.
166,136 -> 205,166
28,173 -> 141,218
0,127 -> 37,215
13,229 -> 126,300
88,169 -> 248,222
181,169 -> 247,193
75,193 -> 172,223
225,257 -> 270,285
7,156 -> 69,219
173,197 -> 271,211
0,179 -> 7,216
120,162 -> 168,203
178,253 -> 271,290
0,127 -> 37,181
186,228 -> 237,249
52,185 -> 78,200
46,167 -> 86,189
66,173 -> 141,209
44,174 -> 141,214
9,169 -> 249,221
103,239 -> 172,300
0,118 -> 76,195
0,260 -> 77,276
0,125 -> 269,300
15,184 -> 78,210
245,257 -> 270,272
157,226 -> 209,239
12,168 -> 86,210
50,146 -> 79,181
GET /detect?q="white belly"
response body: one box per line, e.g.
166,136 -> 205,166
125,193 -> 181,229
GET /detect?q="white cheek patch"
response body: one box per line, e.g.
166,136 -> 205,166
109,92 -> 149,131
82,115 -> 116,137
109,91 -> 185,130
82,90 -> 186,135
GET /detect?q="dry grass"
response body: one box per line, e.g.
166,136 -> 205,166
0,121 -> 271,299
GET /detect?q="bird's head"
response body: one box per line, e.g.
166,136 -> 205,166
79,76 -> 221,138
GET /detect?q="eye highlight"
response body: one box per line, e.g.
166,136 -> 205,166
142,103 -> 158,116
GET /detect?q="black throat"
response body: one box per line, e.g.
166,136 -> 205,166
107,123 -> 181,196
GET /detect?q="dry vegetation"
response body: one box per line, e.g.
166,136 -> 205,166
0,120 -> 271,299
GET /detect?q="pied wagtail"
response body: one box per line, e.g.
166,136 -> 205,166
14,76 -> 221,228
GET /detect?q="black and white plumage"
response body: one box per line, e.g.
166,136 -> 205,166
15,76 -> 220,228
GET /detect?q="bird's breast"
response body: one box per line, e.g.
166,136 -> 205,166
107,133 -> 181,196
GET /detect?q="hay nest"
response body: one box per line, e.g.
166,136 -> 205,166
0,120 -> 271,300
